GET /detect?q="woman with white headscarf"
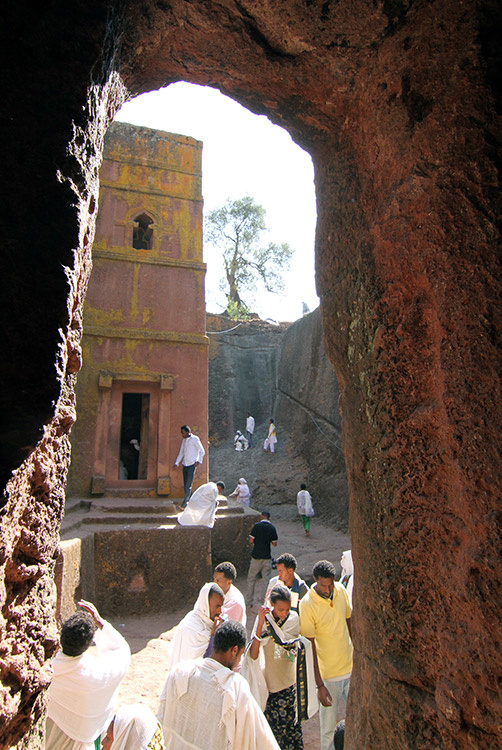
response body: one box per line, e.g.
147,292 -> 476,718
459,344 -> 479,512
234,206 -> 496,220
234,430 -> 249,451
102,704 -> 164,750
229,477 -> 251,506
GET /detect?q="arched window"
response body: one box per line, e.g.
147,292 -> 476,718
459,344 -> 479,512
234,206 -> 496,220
132,213 -> 153,250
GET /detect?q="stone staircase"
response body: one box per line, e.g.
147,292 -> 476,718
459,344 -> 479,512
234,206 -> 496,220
59,494 -> 245,539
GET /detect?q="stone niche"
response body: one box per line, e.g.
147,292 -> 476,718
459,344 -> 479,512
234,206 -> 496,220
0,2 -> 500,749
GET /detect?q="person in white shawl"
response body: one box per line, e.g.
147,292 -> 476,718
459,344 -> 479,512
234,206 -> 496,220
45,600 -> 131,750
178,481 -> 221,528
296,483 -> 314,536
242,585 -> 318,749
234,430 -> 249,451
158,620 -> 280,750
229,477 -> 251,506
167,582 -> 224,671
101,704 -> 165,750
339,550 -> 354,607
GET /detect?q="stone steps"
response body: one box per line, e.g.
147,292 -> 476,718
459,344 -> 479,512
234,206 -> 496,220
89,497 -> 178,515
60,495 -> 245,539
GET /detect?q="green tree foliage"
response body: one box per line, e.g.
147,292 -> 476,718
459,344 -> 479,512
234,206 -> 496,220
205,196 -> 294,316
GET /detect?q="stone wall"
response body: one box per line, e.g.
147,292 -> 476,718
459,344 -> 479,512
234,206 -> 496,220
207,313 -> 286,443
209,309 -> 349,527
56,509 -> 256,619
274,308 -> 349,527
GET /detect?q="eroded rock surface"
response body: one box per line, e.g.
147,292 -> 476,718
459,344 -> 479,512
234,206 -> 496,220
207,313 -> 286,444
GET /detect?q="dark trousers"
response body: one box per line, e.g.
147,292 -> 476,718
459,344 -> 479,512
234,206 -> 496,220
246,430 -> 254,448
182,463 -> 196,507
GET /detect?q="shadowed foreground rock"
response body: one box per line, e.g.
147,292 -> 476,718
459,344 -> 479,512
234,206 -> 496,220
0,1 -> 500,748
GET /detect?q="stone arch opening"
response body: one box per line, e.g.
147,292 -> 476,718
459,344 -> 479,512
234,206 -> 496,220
1,2 -> 499,749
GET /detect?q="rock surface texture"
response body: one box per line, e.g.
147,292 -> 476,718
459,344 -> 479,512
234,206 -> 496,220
275,308 -> 349,527
1,2 -> 500,748
208,309 -> 349,526
207,313 -> 285,443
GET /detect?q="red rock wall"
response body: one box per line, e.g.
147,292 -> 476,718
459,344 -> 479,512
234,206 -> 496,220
1,1 -> 500,748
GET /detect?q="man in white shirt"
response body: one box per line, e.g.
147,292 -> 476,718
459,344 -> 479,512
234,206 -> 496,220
157,621 -> 280,750
46,600 -> 130,750
174,425 -> 205,509
214,561 -> 247,626
245,412 -> 255,448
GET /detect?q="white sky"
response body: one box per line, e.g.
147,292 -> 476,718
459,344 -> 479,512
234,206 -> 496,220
115,82 -> 319,322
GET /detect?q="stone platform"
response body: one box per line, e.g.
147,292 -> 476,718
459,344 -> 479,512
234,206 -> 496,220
56,496 -> 259,619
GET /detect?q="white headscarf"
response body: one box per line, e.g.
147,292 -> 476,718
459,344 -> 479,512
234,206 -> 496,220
111,704 -> 163,750
167,582 -> 217,670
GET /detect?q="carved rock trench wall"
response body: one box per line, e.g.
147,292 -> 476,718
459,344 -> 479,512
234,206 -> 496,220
207,313 -> 286,444
208,309 -> 349,526
1,2 -> 500,748
274,308 -> 349,528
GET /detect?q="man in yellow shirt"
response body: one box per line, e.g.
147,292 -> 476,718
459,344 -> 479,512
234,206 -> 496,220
299,560 -> 352,750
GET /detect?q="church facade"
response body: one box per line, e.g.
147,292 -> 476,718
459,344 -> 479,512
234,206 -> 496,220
67,122 -> 208,498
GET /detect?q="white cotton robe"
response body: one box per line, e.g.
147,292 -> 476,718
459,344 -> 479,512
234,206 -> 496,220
297,489 -> 314,517
178,482 -> 219,528
340,549 -> 354,607
231,478 -> 250,506
46,622 -> 131,747
157,657 -> 280,750
167,583 -> 214,671
110,704 -> 164,750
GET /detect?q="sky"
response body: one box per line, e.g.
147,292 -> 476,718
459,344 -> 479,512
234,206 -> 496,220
115,82 -> 319,322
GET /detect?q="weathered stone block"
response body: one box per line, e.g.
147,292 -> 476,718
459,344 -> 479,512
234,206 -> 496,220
91,474 -> 105,494
211,509 -> 257,577
93,527 -> 212,616
157,476 -> 171,495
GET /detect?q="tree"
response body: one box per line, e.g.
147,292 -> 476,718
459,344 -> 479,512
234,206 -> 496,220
205,195 -> 294,316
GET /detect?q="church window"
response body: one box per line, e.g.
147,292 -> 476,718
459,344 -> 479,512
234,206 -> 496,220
132,213 -> 153,249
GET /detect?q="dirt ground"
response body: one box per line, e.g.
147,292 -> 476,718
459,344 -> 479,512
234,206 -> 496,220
110,507 -> 351,749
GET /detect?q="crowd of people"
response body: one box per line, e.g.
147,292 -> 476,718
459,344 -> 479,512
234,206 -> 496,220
46,544 -> 352,750
45,420 -> 352,749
